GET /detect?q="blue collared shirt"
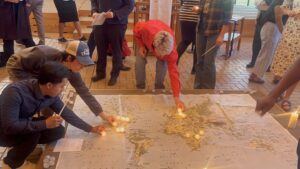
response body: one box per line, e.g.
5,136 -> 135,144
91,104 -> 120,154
0,79 -> 92,135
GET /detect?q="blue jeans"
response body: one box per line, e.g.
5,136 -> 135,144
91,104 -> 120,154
194,31 -> 218,89
135,53 -> 167,89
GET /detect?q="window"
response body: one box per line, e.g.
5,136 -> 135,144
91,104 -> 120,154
235,0 -> 255,6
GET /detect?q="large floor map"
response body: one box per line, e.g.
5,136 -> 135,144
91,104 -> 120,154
55,94 -> 297,169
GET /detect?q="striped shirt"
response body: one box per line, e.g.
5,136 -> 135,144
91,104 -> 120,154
179,0 -> 200,22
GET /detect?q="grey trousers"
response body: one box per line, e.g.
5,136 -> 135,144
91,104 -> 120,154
194,31 -> 218,89
135,53 -> 167,89
252,22 -> 281,78
28,0 -> 45,43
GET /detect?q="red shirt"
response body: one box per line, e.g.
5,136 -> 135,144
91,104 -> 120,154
134,20 -> 180,97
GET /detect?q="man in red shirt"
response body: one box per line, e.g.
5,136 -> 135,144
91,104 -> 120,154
134,20 -> 185,110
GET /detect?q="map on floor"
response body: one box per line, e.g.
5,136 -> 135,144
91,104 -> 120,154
55,94 -> 297,169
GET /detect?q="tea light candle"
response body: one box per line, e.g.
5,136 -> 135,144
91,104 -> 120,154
112,122 -> 118,127
194,134 -> 201,140
116,127 -> 125,133
185,133 -> 191,138
177,108 -> 187,118
101,131 -> 107,136
288,111 -> 299,128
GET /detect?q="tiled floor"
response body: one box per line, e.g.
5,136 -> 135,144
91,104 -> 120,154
1,37 -> 300,108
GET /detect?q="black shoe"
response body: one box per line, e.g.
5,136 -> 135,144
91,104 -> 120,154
91,74 -> 105,82
108,77 -> 118,86
58,37 -> 67,43
15,39 -> 24,45
155,84 -> 165,89
0,52 -> 8,67
79,36 -> 87,41
120,64 -> 131,71
246,62 -> 255,68
37,40 -> 45,45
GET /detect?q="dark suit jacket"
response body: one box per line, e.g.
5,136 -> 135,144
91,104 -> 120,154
90,0 -> 134,25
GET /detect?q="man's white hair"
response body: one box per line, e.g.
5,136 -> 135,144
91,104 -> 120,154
153,31 -> 174,56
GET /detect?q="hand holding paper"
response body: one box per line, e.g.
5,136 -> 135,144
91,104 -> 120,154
92,12 -> 106,26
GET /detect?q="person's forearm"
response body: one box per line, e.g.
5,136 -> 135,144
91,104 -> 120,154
219,24 -> 230,38
269,58 -> 300,99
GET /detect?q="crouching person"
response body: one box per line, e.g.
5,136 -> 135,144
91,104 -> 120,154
0,62 -> 105,169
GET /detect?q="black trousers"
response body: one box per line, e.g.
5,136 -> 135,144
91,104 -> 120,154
176,21 -> 197,68
93,24 -> 126,78
249,21 -> 262,65
1,39 -> 35,65
87,28 -> 96,57
0,123 -> 65,168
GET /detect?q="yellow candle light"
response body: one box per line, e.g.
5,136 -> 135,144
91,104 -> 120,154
194,134 -> 201,140
177,108 -> 187,118
119,127 -> 125,133
116,127 -> 125,133
112,122 -> 118,127
185,133 -> 191,138
199,130 -> 204,136
288,111 -> 299,128
100,131 -> 106,136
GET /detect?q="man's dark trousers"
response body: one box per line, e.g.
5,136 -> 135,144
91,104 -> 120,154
0,123 -> 65,168
94,24 -> 127,79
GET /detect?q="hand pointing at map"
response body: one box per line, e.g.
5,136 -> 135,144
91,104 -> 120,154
175,97 -> 185,111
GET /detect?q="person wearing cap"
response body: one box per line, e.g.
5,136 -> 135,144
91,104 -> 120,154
133,20 -> 186,110
0,62 -> 106,169
6,41 -> 116,125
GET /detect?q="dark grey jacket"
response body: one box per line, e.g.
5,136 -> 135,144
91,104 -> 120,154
91,0 -> 134,25
6,46 -> 103,116
0,79 -> 92,135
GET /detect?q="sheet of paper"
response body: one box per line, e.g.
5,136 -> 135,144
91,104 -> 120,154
53,138 -> 83,152
92,12 -> 106,26
0,147 -> 6,153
